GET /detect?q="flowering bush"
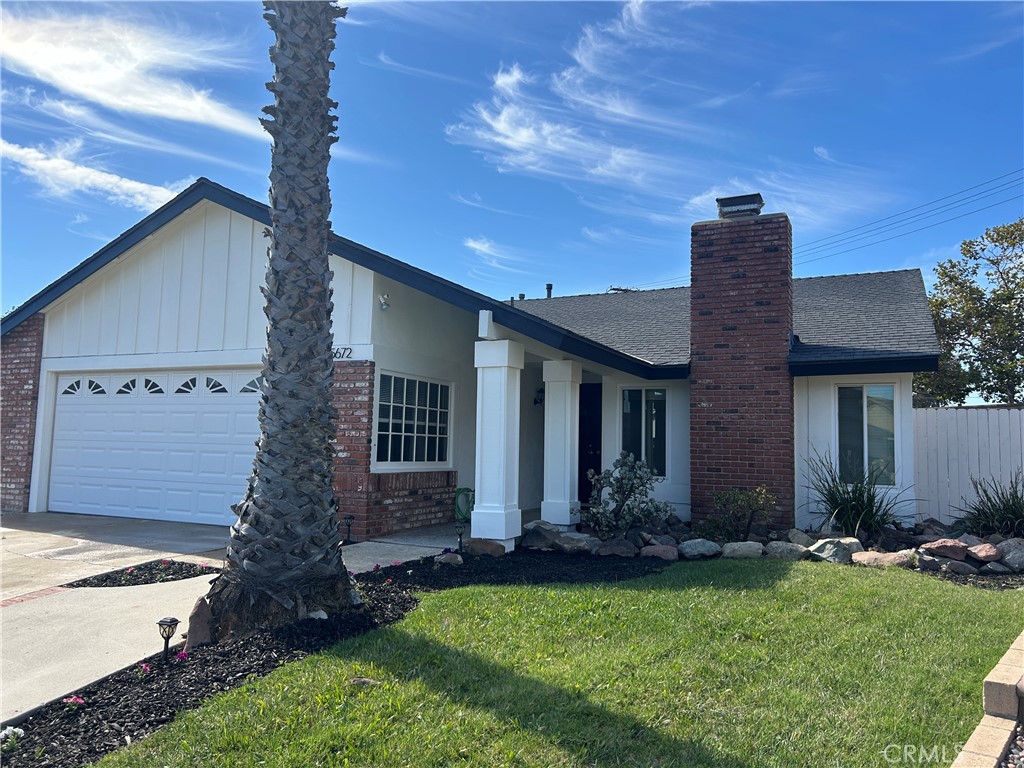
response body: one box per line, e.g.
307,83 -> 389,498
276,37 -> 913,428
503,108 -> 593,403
583,452 -> 673,538
176,651 -> 189,662
0,726 -> 24,753
62,696 -> 85,709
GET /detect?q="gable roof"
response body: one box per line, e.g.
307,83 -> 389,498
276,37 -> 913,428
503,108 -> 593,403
2,178 -> 938,378
0,178 -> 687,380
517,269 -> 940,375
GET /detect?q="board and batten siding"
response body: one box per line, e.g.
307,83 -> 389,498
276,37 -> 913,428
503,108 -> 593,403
914,406 -> 1024,524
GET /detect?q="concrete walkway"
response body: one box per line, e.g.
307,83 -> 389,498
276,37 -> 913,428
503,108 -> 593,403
0,512 -> 459,723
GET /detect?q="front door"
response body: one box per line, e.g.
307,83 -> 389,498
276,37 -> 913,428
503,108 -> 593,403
578,382 -> 602,505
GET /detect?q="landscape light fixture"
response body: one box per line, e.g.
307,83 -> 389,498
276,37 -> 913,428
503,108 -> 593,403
454,522 -> 465,554
157,617 -> 180,662
344,514 -> 355,543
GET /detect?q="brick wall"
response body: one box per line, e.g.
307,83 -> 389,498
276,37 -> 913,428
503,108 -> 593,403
689,212 -> 795,528
331,360 -> 457,540
1,314 -> 44,513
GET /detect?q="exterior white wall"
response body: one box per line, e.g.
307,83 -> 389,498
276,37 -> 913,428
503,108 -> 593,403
794,372 -> 916,530
519,362 -> 545,511
368,275 -> 478,486
599,374 -> 691,520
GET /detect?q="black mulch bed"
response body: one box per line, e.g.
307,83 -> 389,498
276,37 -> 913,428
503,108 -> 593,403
2,550 -> 670,768
3,549 -> 1021,767
64,560 -> 221,588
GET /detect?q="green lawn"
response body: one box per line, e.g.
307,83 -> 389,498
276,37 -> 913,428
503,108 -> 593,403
98,560 -> 1023,768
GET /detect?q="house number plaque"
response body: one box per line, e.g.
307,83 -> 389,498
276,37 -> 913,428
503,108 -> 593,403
332,347 -> 354,360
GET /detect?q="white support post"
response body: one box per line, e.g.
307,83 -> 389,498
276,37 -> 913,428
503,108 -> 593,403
541,360 -> 582,528
472,339 -> 524,551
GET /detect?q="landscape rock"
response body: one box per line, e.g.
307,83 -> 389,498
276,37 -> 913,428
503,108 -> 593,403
996,537 -> 1024,558
852,551 -> 912,569
837,536 -> 865,554
943,560 -> 979,576
956,533 -> 984,547
184,596 -> 213,650
980,561 -> 1013,575
986,533 -> 1006,545
917,554 -> 942,572
746,533 -> 769,545
878,527 -> 919,551
651,534 -> 678,547
787,529 -> 816,547
554,532 -> 600,555
465,538 -> 506,557
522,519 -> 562,533
434,552 -> 463,565
722,541 -> 764,559
919,538 -> 969,560
626,529 -> 646,549
1002,547 -> 1024,573
967,543 -> 1001,563
764,541 -> 808,561
640,544 -> 679,561
807,538 -> 854,564
595,538 -> 639,558
520,527 -> 560,551
920,517 -> 953,536
678,538 -> 722,560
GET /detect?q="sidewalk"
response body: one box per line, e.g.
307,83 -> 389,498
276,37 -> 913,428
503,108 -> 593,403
0,513 -> 458,723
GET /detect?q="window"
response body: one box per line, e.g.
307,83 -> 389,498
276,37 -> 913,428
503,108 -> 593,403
621,388 -> 666,476
376,373 -> 450,464
837,384 -> 895,485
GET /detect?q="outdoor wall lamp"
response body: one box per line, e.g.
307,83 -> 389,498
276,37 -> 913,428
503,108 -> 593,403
378,293 -> 390,311
157,617 -> 180,662
344,514 -> 355,543
534,387 -> 545,406
454,522 -> 465,554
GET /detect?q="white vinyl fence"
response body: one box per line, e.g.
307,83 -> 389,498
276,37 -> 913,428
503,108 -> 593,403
914,406 -> 1024,524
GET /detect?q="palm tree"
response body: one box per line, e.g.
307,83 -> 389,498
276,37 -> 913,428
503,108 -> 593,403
199,0 -> 358,641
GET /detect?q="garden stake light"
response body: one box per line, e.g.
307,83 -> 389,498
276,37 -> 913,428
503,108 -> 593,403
157,616 -> 180,662
344,515 -> 355,543
454,522 -> 465,554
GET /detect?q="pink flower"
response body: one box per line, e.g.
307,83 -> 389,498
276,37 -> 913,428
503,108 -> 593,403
138,663 -> 151,674
62,696 -> 85,707
372,563 -> 381,572
160,560 -> 171,566
385,578 -> 393,584
176,651 -> 188,661
125,567 -> 135,574
391,561 -> 402,567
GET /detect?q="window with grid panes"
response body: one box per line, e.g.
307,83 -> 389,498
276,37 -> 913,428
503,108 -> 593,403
376,373 -> 450,464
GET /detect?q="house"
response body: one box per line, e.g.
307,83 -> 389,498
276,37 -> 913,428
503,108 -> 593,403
0,180 -> 940,548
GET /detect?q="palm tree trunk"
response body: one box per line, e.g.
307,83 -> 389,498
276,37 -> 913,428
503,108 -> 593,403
199,0 -> 358,642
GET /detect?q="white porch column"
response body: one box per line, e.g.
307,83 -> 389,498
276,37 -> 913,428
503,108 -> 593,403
541,360 -> 582,528
472,339 -> 524,551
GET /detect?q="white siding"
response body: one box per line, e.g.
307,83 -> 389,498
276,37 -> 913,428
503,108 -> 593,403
43,202 -> 268,360
913,406 -> 1024,524
794,373 -> 916,529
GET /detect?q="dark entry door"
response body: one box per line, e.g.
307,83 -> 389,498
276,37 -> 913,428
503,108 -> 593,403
578,383 -> 602,505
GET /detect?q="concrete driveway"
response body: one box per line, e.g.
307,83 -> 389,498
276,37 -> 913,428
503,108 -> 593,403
0,511 -> 458,723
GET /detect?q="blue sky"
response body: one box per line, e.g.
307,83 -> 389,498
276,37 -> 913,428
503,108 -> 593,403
2,1 -> 1022,314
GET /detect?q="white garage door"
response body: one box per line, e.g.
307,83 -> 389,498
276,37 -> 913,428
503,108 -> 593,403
49,370 -> 261,525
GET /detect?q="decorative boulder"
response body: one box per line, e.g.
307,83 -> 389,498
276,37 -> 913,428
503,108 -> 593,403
184,596 -> 213,650
465,538 -> 506,557
640,544 -> 679,561
651,534 -> 678,547
434,552 -> 463,565
678,538 -> 722,560
807,538 -> 854,564
944,560 -> 979,576
722,541 -> 764,559
764,541 -> 808,561
836,536 -> 865,554
967,543 -> 1001,563
787,529 -> 816,547
852,551 -> 912,569
956,533 -> 984,547
1002,546 -> 1024,573
919,538 -> 969,561
917,555 -> 942,571
986,533 -> 1006,545
555,532 -> 600,555
521,527 -> 560,551
995,537 -> 1024,558
595,538 -> 639,558
981,561 -> 1013,575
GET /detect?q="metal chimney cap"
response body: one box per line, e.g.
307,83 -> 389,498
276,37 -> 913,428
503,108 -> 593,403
716,193 -> 764,219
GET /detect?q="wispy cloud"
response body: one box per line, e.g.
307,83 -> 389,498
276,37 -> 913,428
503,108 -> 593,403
769,71 -> 833,99
0,138 -> 180,212
1,9 -> 264,140
941,29 -> 1023,63
463,236 -> 533,283
813,146 -> 835,163
581,225 -> 672,248
450,192 -> 526,217
364,52 -> 475,86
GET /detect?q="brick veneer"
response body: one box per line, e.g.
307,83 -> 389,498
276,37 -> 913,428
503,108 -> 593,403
331,360 -> 457,540
689,212 -> 795,528
1,314 -> 44,513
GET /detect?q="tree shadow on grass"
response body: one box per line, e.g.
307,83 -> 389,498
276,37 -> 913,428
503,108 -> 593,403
328,628 -> 753,768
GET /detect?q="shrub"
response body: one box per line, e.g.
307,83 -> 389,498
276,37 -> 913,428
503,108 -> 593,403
954,470 -> 1024,537
583,452 -> 673,538
694,486 -> 776,543
805,452 -> 907,538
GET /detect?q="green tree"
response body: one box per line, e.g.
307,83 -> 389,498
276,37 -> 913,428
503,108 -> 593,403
200,1 -> 359,641
915,218 -> 1023,406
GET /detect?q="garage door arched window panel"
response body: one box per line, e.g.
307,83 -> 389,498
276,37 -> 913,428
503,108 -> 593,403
174,377 -> 198,395
239,377 -> 263,394
376,373 -> 450,465
87,379 -> 107,396
116,378 -> 137,395
61,379 -> 82,396
143,378 -> 165,395
205,377 -> 228,394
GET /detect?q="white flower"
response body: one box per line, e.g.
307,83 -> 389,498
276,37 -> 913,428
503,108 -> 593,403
0,726 -> 25,741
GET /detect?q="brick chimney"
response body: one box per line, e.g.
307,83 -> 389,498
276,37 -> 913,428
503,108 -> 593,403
689,193 -> 795,528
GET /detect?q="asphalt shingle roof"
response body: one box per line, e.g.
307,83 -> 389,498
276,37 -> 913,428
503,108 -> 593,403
517,269 -> 939,370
